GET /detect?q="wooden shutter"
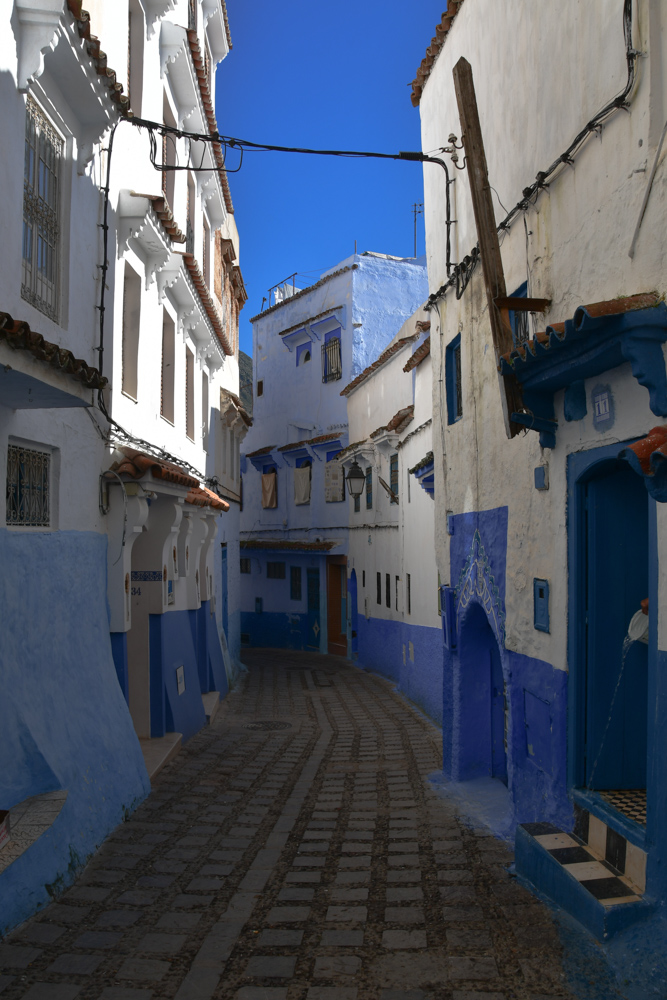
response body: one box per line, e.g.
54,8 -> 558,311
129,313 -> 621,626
325,461 -> 344,502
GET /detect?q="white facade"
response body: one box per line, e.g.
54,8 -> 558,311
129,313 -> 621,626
340,306 -> 442,723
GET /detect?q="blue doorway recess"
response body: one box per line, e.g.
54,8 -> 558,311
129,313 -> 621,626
307,568 -> 320,650
579,459 -> 648,791
220,544 -> 228,638
349,569 -> 358,658
457,601 -> 507,784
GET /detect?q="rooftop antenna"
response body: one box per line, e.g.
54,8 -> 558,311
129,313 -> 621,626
412,202 -> 424,258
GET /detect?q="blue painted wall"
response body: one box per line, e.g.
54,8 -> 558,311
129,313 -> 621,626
0,529 -> 150,935
357,616 -> 443,725
149,609 -> 207,743
445,507 -> 571,830
110,630 -> 129,702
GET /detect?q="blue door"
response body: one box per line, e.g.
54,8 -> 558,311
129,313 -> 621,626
220,544 -> 228,638
349,570 -> 358,658
307,568 -> 320,650
583,460 -> 648,790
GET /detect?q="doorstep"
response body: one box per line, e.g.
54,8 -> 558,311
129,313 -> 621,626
139,732 -> 182,782
515,819 -> 653,941
202,690 -> 221,725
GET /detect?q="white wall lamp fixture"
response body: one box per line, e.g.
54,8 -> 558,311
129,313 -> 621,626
346,460 -> 365,499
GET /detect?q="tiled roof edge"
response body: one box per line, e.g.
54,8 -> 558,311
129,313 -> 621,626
411,1 -> 465,109
404,336 -> 431,372
0,311 -> 107,390
340,335 -> 419,397
66,1 -> 131,115
249,266 -> 358,323
181,252 -> 233,355
186,28 -> 233,214
220,0 -> 232,49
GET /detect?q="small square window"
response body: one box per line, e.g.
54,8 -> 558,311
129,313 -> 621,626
6,443 -> 51,527
257,380 -> 264,397
267,561 -> 286,579
240,558 -> 251,574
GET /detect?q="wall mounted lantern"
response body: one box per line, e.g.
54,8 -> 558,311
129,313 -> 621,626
346,460 -> 365,499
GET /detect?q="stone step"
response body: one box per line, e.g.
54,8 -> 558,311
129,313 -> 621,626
139,732 -> 182,782
202,691 -> 221,724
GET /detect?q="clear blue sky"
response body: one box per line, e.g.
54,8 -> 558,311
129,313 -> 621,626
217,0 -> 443,355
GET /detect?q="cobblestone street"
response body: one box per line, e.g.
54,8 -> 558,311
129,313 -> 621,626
0,651 -> 579,1000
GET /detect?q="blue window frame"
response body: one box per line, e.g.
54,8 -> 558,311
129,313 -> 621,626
390,453 -> 399,501
322,331 -> 342,383
446,334 -> 462,424
365,466 -> 372,509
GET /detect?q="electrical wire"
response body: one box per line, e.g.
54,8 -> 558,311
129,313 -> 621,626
425,0 -> 638,310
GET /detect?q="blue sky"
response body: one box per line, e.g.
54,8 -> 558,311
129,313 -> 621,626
217,0 -> 443,355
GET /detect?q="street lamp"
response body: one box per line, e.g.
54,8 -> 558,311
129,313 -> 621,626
346,460 -> 365,499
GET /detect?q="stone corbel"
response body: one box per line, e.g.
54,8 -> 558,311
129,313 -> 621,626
157,253 -> 183,302
159,18 -> 186,77
141,0 -> 177,40
14,0 -> 63,91
106,489 -> 149,633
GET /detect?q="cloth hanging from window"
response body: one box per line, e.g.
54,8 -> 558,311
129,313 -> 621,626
261,471 -> 277,508
294,465 -> 311,505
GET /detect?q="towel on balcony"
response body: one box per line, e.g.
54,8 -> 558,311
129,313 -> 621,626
261,471 -> 277,508
294,465 -> 311,505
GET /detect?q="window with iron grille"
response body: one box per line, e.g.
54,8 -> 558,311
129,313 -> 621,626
390,453 -> 399,502
365,466 -> 372,510
22,98 -> 63,322
376,571 -> 381,606
321,335 -> 342,383
290,566 -> 302,600
267,561 -> 286,579
446,334 -> 463,424
6,444 -> 50,527
240,558 -> 251,574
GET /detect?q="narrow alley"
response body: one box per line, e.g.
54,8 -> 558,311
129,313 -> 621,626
1,651 -> 586,1000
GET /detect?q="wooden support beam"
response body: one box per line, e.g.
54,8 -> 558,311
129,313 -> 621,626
494,297 -> 552,313
453,56 -> 524,438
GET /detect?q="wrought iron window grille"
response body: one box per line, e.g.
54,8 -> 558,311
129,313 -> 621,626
6,444 -> 50,527
22,98 -> 62,322
322,336 -> 342,383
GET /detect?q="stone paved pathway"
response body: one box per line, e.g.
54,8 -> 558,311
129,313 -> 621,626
0,649 -> 576,1000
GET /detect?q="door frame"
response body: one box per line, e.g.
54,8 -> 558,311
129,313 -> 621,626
567,439 -> 657,849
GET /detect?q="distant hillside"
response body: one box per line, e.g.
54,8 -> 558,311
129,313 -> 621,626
239,350 -> 253,416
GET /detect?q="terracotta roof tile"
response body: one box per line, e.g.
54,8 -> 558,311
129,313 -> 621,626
186,485 -> 229,511
66,1 -> 130,115
370,405 -> 415,439
0,311 -> 107,390
241,539 -> 337,553
181,252 -> 232,355
340,335 -> 419,397
622,426 -> 667,477
246,444 -> 276,458
404,336 -> 431,372
110,447 -> 199,488
250,265 -> 358,323
277,432 -> 342,453
186,28 -> 233,214
334,439 -> 369,461
220,0 -> 232,49
499,293 -> 661,370
411,1 -> 465,108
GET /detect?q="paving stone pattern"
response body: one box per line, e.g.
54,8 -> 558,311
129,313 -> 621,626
0,649 -> 575,999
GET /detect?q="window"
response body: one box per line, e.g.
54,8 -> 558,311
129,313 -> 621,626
128,0 -> 144,116
295,459 -> 311,505
296,342 -> 311,366
385,573 -> 391,609
257,380 -> 264,397
406,573 -> 411,615
185,347 -> 194,440
446,333 -> 463,424
267,561 -> 286,579
262,467 -> 277,508
395,575 -> 399,611
365,467 -> 372,510
162,95 -> 176,208
390,453 -> 399,501
240,558 -> 251,574
291,566 -> 302,600
203,217 -> 210,287
6,444 -> 50,527
202,370 -> 209,451
161,310 -> 174,421
354,494 -> 360,513
122,264 -> 141,399
22,97 -> 63,322
508,281 -> 529,347
376,572 -> 382,606
322,334 -> 342,383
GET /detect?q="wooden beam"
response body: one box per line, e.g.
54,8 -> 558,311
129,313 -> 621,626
494,296 -> 552,313
453,56 -> 524,438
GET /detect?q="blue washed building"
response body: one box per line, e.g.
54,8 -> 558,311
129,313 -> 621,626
240,253 -> 428,653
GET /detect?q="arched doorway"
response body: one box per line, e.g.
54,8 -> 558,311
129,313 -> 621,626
349,569 -> 358,658
457,601 -> 507,784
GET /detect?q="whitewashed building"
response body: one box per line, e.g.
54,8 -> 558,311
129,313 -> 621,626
0,0 -> 247,935
339,305 -> 442,723
415,0 -> 667,962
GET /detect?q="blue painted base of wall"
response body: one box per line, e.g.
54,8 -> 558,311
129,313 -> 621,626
357,617 -> 443,726
241,611 -> 316,651
110,631 -> 128,703
149,602 -> 227,744
0,529 -> 150,936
